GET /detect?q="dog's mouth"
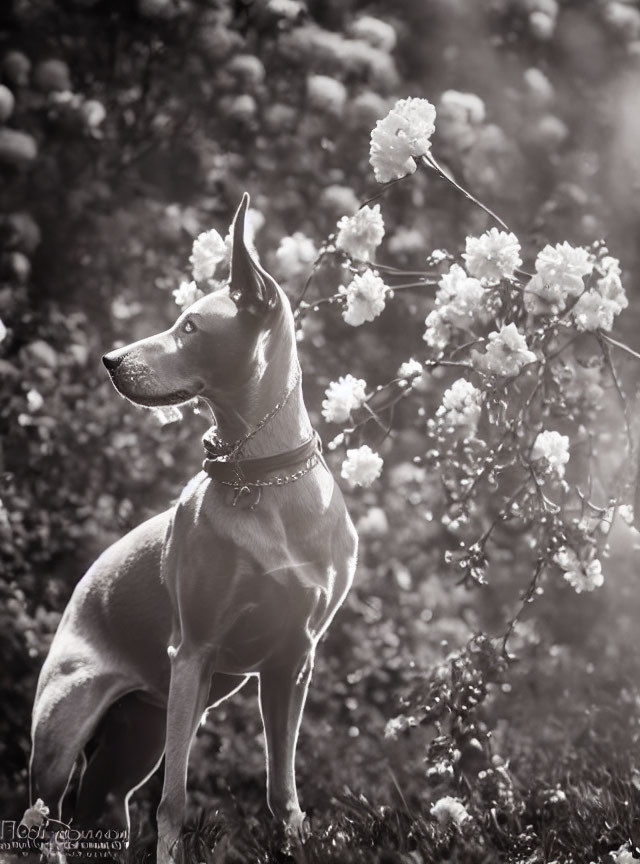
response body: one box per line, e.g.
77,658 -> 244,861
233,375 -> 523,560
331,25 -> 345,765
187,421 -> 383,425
107,370 -> 200,408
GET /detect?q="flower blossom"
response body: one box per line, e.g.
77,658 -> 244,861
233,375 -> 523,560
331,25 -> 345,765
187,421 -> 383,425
0,318 -> 7,343
307,74 -> 347,115
369,97 -> 437,183
335,204 -> 385,261
275,232 -> 318,280
173,280 -> 204,310
321,374 -> 367,423
473,323 -> 537,377
190,228 -> 227,281
437,378 -> 483,431
610,843 -> 636,864
341,444 -> 384,489
397,358 -> 424,385
463,228 -> 522,283
430,796 -> 471,826
525,242 -> 593,315
572,267 -> 628,332
531,430 -> 570,478
554,547 -> 604,594
339,269 -> 388,326
423,264 -> 488,351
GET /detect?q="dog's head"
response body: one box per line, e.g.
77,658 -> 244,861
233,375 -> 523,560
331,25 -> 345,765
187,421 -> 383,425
103,194 -> 292,408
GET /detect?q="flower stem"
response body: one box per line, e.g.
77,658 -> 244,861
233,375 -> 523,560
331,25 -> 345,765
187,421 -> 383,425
421,153 -> 513,235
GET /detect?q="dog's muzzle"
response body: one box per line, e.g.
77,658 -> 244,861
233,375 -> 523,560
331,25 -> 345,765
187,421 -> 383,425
103,351 -> 126,372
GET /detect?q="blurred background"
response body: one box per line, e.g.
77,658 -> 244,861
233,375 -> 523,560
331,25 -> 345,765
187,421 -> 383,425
2,1 -> 640,861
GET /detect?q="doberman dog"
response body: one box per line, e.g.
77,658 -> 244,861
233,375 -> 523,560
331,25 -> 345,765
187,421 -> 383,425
29,194 -> 358,862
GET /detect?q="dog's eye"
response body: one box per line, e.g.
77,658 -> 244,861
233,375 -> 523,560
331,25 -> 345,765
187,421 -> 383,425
182,319 -> 196,334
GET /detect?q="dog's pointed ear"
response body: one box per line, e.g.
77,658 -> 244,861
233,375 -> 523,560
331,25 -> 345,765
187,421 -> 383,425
229,193 -> 278,313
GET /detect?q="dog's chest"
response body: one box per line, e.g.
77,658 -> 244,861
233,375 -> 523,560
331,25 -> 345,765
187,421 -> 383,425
161,472 -> 335,672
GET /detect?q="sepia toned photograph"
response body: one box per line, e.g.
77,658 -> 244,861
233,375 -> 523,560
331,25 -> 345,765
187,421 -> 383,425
1,0 -> 640,861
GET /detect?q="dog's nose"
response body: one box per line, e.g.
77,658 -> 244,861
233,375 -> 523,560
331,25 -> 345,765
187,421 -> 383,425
102,351 -> 124,372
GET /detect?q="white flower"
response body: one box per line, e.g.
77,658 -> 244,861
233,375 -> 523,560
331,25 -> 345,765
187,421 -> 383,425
397,358 -> 424,383
430,796 -> 471,826
437,378 -> 483,431
339,270 -> 388,326
572,272 -> 627,332
275,232 -> 318,280
190,228 -> 227,281
534,241 -> 593,300
350,15 -> 397,53
531,430 -> 570,477
341,444 -> 384,489
369,97 -> 437,183
384,713 -> 417,740
357,506 -> 389,537
322,374 -> 367,423
463,229 -> 522,282
0,318 -> 6,343
611,843 -> 636,864
473,323 -> 537,377
554,547 -> 604,594
26,389 -> 44,412
307,74 -> 347,115
423,308 -> 451,351
440,90 -> 486,125
437,264 -> 487,323
173,280 -> 204,310
335,204 -> 385,261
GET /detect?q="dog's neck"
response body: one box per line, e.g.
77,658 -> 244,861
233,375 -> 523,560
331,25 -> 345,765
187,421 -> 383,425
201,321 -> 313,459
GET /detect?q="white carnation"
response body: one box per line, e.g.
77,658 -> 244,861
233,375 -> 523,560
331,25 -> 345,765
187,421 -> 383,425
463,228 -> 522,282
307,74 -> 347,115
369,97 -> 437,183
339,269 -> 388,326
275,232 -> 318,280
437,378 -> 483,431
473,322 -> 537,377
190,228 -> 227,281
341,444 -> 384,489
534,241 -> 593,298
572,270 -> 628,332
430,796 -> 471,826
322,374 -> 367,423
531,430 -> 570,477
423,308 -> 451,351
173,280 -> 204,310
335,204 -> 385,261
397,358 -> 424,383
0,318 -> 6,343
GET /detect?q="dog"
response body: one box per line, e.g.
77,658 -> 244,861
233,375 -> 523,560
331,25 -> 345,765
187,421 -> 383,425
28,193 -> 358,863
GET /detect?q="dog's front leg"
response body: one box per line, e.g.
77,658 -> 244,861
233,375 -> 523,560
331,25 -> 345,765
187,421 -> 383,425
156,644 -> 211,864
258,652 -> 314,840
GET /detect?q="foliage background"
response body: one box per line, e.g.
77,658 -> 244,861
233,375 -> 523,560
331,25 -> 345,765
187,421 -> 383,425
2,0 -> 640,861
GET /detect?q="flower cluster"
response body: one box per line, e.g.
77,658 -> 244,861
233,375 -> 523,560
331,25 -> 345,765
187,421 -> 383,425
322,374 -> 367,423
531,430 -> 570,478
430,796 -> 471,825
369,97 -> 437,183
572,256 -> 628,332
423,264 -> 488,350
172,280 -> 204,311
553,547 -> 604,593
340,444 -> 384,489
335,204 -> 385,261
525,241 -> 593,315
275,232 -> 318,280
472,323 -> 537,377
463,228 -> 522,283
339,269 -> 388,326
190,228 -> 227,282
436,379 -> 483,432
